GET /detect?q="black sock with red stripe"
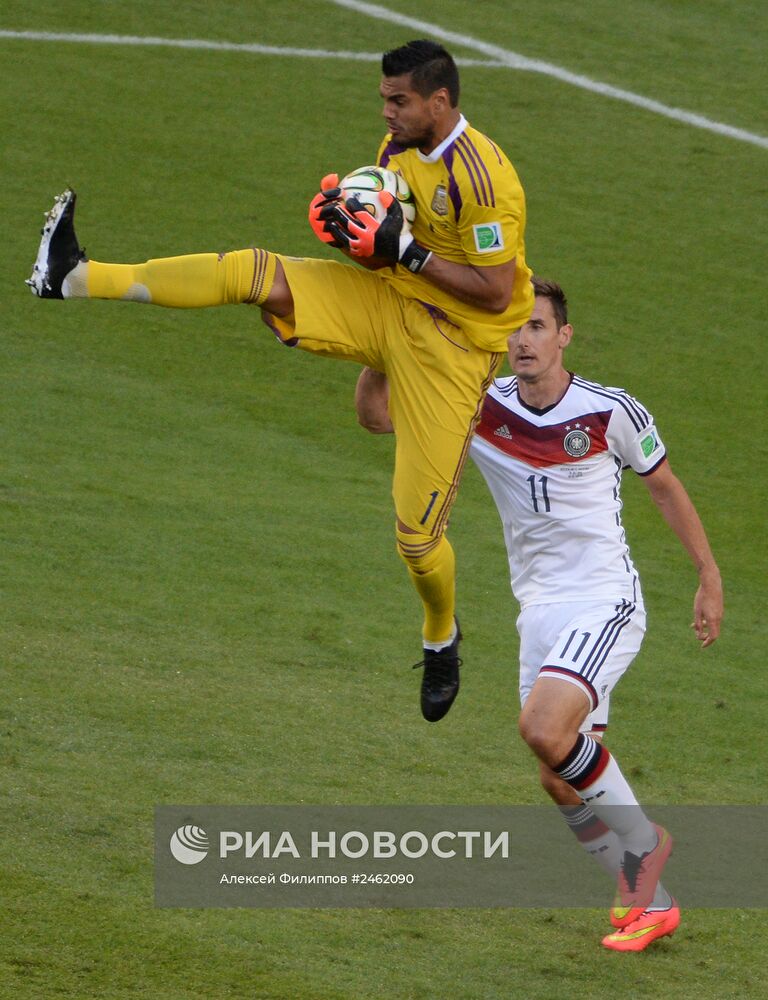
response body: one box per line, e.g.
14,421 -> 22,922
555,733 -> 609,789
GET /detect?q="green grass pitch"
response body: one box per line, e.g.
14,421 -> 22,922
1,1 -> 767,997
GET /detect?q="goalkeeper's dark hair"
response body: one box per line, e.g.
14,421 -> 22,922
532,277 -> 569,328
382,40 -> 460,106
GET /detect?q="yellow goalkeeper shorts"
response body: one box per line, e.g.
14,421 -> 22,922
264,256 -> 503,534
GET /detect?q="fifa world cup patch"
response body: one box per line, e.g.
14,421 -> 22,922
640,429 -> 661,458
472,222 -> 504,253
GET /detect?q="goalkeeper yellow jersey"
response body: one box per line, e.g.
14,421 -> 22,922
376,115 -> 534,353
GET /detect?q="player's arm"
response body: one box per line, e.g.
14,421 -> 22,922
313,189 -> 514,313
419,158 -> 521,312
642,460 -> 723,647
354,368 -> 393,434
417,256 -> 515,313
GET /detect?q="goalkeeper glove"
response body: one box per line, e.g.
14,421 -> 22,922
308,173 -> 347,247
319,193 -> 433,273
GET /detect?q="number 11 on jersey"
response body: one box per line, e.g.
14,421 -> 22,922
527,474 -> 551,513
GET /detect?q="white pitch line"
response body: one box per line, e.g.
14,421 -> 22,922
2,19 -> 765,150
0,29 -> 504,68
327,0 -> 768,150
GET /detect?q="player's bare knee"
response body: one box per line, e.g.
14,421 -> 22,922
518,708 -> 574,766
518,713 -> 552,759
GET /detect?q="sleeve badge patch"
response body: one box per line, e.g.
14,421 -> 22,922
640,430 -> 661,458
473,222 -> 504,252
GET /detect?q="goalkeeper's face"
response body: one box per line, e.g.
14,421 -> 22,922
380,73 -> 447,152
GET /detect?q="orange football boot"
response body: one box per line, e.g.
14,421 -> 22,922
603,901 -> 680,952
612,824 -> 673,928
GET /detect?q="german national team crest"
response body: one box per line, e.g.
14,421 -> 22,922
431,184 -> 448,216
563,428 -> 591,458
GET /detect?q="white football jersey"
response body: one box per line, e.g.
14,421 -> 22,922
470,374 -> 666,608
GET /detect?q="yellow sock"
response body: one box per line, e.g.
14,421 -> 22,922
76,248 -> 276,307
396,529 -> 456,644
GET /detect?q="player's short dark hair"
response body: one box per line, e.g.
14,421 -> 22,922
382,40 -> 460,106
532,277 -> 568,328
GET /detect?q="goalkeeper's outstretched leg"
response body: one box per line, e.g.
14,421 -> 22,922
27,189 -> 295,315
27,186 -> 495,729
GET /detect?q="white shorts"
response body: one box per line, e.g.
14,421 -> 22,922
517,599 -> 646,733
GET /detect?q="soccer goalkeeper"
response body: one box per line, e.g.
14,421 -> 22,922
27,40 -> 534,723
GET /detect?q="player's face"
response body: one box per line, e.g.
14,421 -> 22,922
380,74 -> 443,151
508,296 -> 572,382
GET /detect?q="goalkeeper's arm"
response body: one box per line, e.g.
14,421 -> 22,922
417,254 -> 516,314
318,193 -> 516,313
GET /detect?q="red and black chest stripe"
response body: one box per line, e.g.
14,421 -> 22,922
476,395 -> 612,469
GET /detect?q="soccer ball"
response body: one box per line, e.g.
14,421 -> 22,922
338,165 -> 416,224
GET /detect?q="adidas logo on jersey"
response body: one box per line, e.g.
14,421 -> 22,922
494,424 -> 513,440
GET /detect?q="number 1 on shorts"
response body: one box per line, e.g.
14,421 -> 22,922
419,490 -> 439,526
